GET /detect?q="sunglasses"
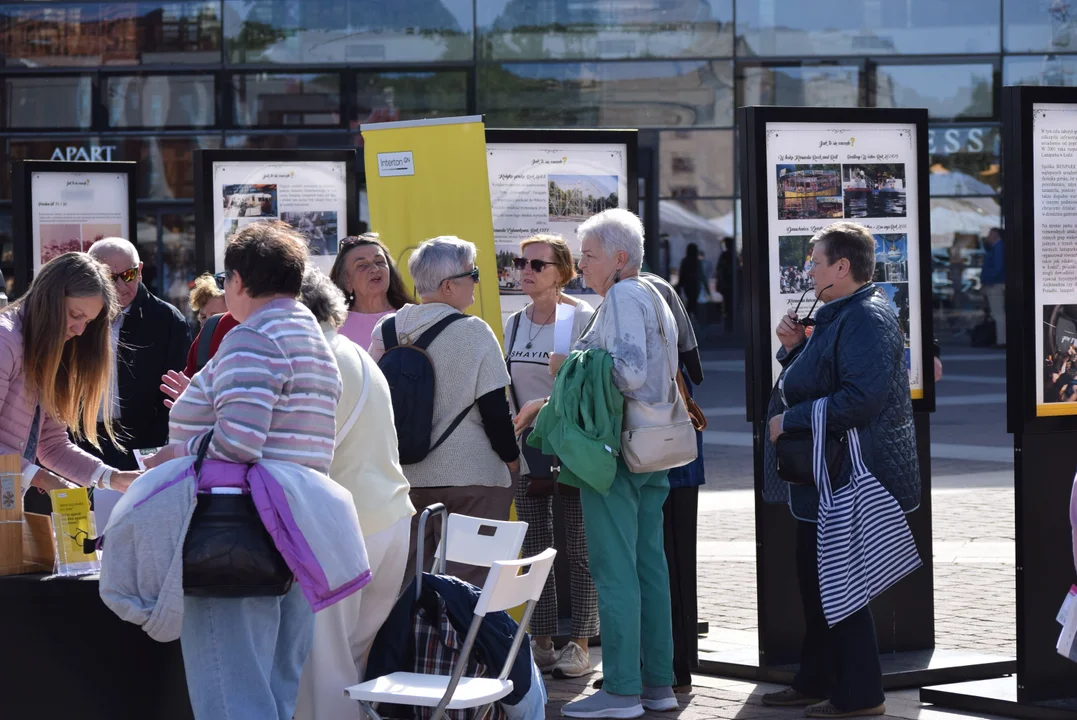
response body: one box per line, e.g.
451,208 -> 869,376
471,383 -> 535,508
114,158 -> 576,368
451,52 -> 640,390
213,271 -> 227,290
793,286 -> 822,327
444,267 -> 480,285
512,257 -> 559,273
112,266 -> 139,284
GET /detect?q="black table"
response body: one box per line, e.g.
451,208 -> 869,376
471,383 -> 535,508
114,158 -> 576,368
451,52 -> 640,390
0,573 -> 192,719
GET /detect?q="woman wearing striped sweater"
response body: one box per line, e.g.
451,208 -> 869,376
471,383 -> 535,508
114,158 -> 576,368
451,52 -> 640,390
146,221 -> 342,720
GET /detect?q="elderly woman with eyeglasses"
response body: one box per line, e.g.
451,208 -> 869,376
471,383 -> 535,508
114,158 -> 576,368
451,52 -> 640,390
369,236 -> 520,588
330,233 -> 413,350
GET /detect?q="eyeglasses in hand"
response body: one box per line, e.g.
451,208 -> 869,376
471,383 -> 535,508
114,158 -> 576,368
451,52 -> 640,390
793,284 -> 833,327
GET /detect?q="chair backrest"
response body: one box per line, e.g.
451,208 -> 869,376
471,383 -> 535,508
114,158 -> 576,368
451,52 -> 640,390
437,513 -> 528,572
474,547 -> 557,617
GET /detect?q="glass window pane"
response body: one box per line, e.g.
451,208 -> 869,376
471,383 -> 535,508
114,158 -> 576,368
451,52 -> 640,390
5,76 -> 92,129
135,213 -> 161,298
739,65 -> 860,107
660,130 -> 734,198
658,198 -> 734,291
160,212 -> 197,317
929,126 -> 1001,196
0,210 -> 13,294
352,71 -> 468,129
480,61 -> 734,128
736,0 -> 1000,56
223,0 -> 473,64
133,2 -> 223,65
225,133 -> 360,150
232,73 -> 341,128
478,0 -> 733,60
3,4 -> 103,67
874,63 -> 994,121
1004,0 -> 1077,53
930,196 -> 1000,335
1004,55 -> 1077,86
107,75 -> 216,128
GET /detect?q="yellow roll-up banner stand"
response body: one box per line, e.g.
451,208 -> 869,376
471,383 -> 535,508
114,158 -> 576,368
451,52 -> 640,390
361,116 -> 504,345
363,116 -> 523,620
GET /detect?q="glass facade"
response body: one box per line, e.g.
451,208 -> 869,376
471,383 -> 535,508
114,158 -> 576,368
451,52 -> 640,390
0,0 -> 1063,332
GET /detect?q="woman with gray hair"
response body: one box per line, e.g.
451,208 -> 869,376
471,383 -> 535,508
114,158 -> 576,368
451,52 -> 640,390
515,209 -> 679,718
295,267 -> 415,720
369,236 -> 519,588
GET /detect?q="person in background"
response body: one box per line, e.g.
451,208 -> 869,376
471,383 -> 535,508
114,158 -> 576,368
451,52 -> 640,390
515,209 -> 679,718
763,222 -> 919,719
145,221 -> 342,720
181,271 -> 240,379
82,238 -> 190,469
330,233 -> 413,349
188,273 -> 228,324
676,242 -> 702,323
369,236 -> 520,588
0,253 -> 139,510
981,227 -> 1006,349
294,268 -> 415,720
504,233 -> 598,680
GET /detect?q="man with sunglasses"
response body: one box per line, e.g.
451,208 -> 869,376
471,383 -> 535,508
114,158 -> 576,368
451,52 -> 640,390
82,238 -> 191,470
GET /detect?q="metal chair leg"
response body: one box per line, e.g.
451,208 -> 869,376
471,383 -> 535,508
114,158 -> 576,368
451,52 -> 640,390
358,700 -> 383,720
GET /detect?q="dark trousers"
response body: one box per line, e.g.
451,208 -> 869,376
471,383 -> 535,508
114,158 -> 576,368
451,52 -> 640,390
792,519 -> 885,711
75,423 -> 138,471
662,486 -> 698,687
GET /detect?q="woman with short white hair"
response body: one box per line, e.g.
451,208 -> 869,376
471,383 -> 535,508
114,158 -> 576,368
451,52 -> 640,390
515,209 -> 679,718
370,236 -> 520,588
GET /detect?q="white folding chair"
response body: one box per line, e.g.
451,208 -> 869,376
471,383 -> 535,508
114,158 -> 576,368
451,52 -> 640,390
416,503 -> 528,599
345,547 -> 557,720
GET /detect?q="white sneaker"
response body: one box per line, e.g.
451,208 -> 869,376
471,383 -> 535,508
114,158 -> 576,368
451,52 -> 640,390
532,640 -> 559,673
552,641 -> 592,678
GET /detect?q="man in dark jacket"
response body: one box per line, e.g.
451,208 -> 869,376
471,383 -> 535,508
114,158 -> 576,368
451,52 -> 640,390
82,238 -> 191,470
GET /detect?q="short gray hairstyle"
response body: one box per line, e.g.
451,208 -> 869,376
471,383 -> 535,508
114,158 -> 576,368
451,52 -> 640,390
300,266 -> 348,328
88,237 -> 139,265
409,236 -> 477,296
577,209 -> 644,271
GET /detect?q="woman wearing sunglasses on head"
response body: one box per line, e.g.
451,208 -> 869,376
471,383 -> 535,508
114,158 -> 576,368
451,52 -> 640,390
369,236 -> 520,589
503,234 -> 598,679
761,222 -> 920,719
330,233 -> 414,350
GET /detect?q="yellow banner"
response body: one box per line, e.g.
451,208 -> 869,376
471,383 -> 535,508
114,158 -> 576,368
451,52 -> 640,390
361,116 -> 503,344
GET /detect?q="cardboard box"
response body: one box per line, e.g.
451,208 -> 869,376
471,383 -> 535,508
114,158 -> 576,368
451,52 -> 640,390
0,455 -> 56,576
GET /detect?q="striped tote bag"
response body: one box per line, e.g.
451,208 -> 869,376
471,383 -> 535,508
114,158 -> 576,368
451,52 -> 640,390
811,398 -> 922,628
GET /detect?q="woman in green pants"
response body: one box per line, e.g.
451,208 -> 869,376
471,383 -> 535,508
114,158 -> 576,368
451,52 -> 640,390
516,208 -> 679,719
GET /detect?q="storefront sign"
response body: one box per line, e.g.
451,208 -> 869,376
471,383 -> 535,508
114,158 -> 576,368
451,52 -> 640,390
48,145 -> 119,162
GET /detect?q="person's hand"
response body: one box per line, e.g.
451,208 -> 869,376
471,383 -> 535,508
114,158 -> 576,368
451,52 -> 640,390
548,353 -> 568,376
513,398 -> 547,436
142,443 -> 182,470
769,414 -> 785,443
107,471 -> 140,493
161,370 -> 191,409
776,309 -> 806,352
507,458 -> 521,474
934,356 -> 943,383
30,469 -> 76,493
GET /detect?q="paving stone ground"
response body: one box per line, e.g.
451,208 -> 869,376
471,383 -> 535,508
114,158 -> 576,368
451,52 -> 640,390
541,481 -> 1016,719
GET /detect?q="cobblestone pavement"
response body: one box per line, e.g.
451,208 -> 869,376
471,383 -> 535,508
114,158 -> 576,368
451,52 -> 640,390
542,476 -> 1016,718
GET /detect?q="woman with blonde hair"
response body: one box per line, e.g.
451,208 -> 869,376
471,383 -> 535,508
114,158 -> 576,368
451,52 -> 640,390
0,252 -> 140,503
330,233 -> 413,348
504,233 -> 598,679
188,272 -> 228,324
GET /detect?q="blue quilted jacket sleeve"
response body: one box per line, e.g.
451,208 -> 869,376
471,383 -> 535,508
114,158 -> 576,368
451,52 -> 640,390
782,306 -> 894,434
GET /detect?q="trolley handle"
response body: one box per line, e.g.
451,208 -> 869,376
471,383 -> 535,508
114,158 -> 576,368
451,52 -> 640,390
415,503 -> 448,600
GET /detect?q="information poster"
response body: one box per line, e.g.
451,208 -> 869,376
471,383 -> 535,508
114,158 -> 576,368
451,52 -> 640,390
1032,103 -> 1077,416
764,122 -> 924,397
30,171 -> 130,273
210,160 -> 349,272
486,142 -> 629,322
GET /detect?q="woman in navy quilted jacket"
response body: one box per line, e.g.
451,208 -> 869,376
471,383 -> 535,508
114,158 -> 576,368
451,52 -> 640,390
760,222 -> 920,719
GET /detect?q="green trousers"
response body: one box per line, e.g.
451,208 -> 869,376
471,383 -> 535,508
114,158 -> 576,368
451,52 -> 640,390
579,460 -> 675,695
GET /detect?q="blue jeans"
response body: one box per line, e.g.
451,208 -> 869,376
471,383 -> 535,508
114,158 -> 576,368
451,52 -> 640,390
181,583 -> 315,720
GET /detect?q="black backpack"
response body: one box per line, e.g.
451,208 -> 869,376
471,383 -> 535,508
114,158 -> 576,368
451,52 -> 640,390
378,313 -> 474,465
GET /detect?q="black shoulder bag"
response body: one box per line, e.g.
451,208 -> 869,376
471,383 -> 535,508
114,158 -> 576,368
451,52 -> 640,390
182,431 -> 294,597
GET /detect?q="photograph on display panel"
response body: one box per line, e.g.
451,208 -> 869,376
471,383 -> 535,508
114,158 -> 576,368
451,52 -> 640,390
874,234 -> 909,283
777,235 -> 815,295
1042,304 -> 1077,407
775,164 -> 843,220
842,164 -> 908,218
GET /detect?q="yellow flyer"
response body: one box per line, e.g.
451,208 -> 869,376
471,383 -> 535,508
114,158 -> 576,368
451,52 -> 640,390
49,487 -> 99,575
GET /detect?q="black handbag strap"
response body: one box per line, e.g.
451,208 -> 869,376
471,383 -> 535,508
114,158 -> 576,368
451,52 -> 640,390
504,310 -> 524,413
193,430 -> 214,476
